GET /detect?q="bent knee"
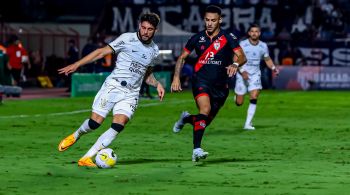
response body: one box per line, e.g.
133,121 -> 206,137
88,119 -> 101,130
235,101 -> 243,106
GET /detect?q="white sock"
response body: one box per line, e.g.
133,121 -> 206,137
83,128 -> 118,158
245,103 -> 257,126
73,119 -> 93,139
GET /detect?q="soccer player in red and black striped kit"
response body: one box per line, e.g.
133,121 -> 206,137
171,5 -> 247,162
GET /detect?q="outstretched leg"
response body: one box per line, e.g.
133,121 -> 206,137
58,112 -> 104,152
78,114 -> 128,167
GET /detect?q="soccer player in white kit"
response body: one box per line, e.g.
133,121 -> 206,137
57,13 -> 165,167
234,24 -> 279,130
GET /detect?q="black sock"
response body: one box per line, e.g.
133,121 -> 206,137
193,114 -> 208,149
183,115 -> 194,125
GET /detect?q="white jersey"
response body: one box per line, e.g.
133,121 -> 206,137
107,32 -> 159,92
91,32 -> 159,119
239,39 -> 269,74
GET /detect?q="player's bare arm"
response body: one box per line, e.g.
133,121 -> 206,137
171,50 -> 190,92
234,47 -> 247,66
264,56 -> 279,75
58,46 -> 113,75
145,67 -> 165,101
227,48 -> 247,77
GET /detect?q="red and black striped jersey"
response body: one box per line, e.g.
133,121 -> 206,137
184,29 -> 241,85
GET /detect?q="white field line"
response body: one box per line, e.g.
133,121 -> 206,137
0,99 -> 193,119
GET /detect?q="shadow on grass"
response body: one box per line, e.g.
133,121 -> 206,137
115,157 -> 261,165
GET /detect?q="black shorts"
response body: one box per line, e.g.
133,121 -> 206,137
10,69 -> 21,83
192,78 -> 229,117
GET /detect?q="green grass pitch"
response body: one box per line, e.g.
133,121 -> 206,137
0,91 -> 350,194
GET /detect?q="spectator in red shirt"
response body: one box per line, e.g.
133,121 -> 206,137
6,35 -> 30,86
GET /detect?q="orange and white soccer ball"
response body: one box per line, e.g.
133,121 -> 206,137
95,148 -> 117,168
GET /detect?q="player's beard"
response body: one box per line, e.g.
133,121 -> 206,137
250,37 -> 259,41
206,24 -> 220,36
138,31 -> 154,44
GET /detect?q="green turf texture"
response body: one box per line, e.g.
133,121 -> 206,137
1,91 -> 350,195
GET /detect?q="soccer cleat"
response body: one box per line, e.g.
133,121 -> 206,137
58,134 -> 77,152
173,111 -> 190,133
192,148 -> 209,162
244,123 -> 255,130
78,157 -> 97,167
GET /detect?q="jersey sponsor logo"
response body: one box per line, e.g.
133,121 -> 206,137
199,36 -> 206,43
132,50 -> 138,52
141,54 -> 147,59
194,35 -> 228,72
129,61 -> 146,75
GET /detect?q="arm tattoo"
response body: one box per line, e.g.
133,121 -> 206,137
145,73 -> 159,88
174,56 -> 185,78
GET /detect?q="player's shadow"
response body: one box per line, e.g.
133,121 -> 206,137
198,157 -> 259,165
116,157 -> 260,165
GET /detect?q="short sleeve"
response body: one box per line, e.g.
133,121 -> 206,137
184,35 -> 197,54
108,33 -> 127,54
149,44 -> 160,67
226,32 -> 241,51
263,43 -> 270,58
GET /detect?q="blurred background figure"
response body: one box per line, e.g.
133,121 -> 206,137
65,39 -> 79,91
6,35 -> 31,86
81,37 -> 99,73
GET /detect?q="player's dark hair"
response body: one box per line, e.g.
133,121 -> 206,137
205,5 -> 222,16
140,12 -> 160,28
248,23 -> 261,32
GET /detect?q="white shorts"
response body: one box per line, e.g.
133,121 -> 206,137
92,79 -> 139,119
234,72 -> 262,95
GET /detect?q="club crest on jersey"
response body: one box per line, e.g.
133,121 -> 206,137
199,121 -> 206,128
199,36 -> 206,43
214,42 -> 220,50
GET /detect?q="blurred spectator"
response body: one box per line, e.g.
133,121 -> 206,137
67,39 -> 79,65
260,27 -> 275,41
28,50 -> 44,77
276,27 -> 292,41
80,37 -> 99,73
279,44 -> 305,66
65,39 -> 79,91
0,44 -> 6,54
95,40 -> 113,73
6,35 -> 31,86
0,43 -> 11,86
